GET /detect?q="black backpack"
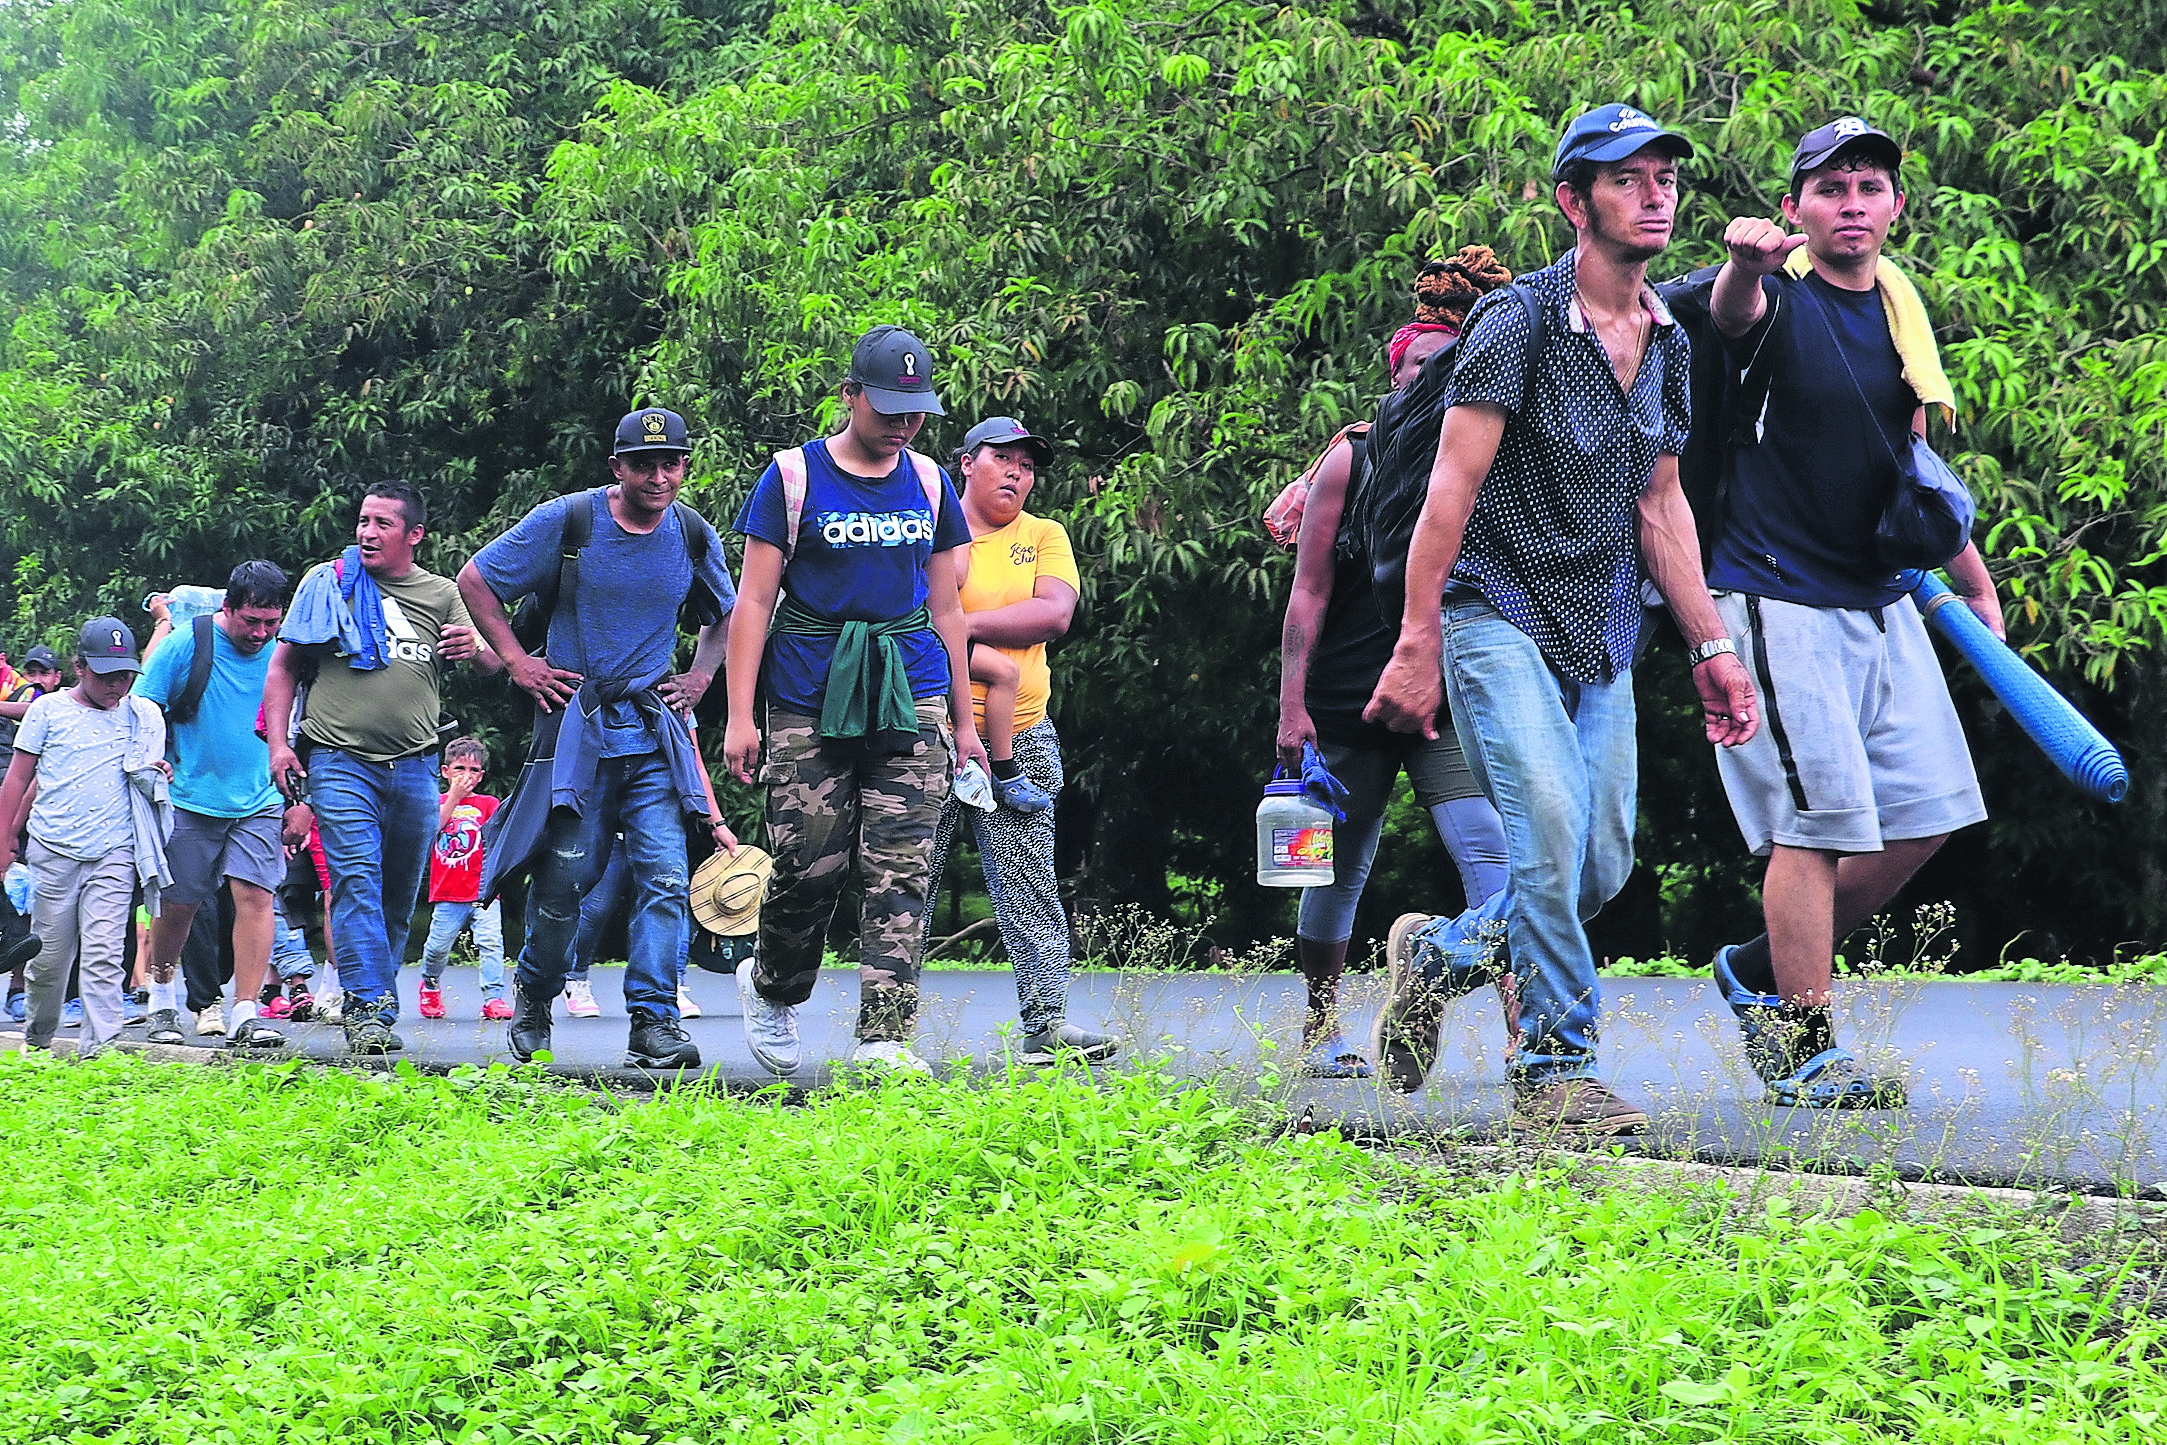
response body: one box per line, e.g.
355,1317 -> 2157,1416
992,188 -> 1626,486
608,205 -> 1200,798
508,488 -> 724,654
166,613 -> 218,726
1339,281 -> 1545,626
1653,265 -> 1784,571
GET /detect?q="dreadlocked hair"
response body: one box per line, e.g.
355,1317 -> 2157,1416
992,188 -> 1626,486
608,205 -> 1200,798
1411,245 -> 1514,328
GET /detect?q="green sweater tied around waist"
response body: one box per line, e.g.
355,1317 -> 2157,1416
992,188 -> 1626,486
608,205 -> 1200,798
773,596 -> 935,756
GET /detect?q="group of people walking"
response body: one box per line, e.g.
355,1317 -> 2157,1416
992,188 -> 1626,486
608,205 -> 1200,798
4,102 -> 1996,1123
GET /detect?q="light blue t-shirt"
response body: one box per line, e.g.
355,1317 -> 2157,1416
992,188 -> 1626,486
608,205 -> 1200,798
472,488 -> 736,757
133,618 -> 280,818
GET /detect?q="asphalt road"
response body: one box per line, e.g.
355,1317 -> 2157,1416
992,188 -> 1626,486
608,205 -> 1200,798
94,964 -> 2167,1196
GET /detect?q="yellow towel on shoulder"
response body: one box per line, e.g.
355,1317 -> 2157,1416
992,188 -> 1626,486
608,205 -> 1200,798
1783,247 -> 1957,428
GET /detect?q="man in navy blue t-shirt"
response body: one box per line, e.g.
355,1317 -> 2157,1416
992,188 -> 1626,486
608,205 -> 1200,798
1702,118 -> 2002,1109
460,406 -> 737,1071
723,325 -> 986,1078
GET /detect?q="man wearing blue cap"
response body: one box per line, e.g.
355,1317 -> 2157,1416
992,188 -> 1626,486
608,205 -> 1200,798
1698,119 -> 1999,1109
460,406 -> 737,1071
1364,103 -> 1759,1133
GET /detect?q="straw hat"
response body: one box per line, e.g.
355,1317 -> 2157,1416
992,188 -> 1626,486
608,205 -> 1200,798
689,844 -> 772,937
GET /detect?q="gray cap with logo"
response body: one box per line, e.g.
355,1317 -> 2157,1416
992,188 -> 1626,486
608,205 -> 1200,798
848,325 -> 945,417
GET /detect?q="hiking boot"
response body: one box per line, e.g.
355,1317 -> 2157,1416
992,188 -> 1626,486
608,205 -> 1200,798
1510,1078 -> 1649,1136
735,958 -> 799,1075
418,980 -> 446,1019
508,982 -> 553,1064
564,979 -> 600,1018
1372,913 -> 1447,1094
1017,1020 -> 1119,1066
1767,1049 -> 1908,1110
849,1039 -> 931,1075
195,1003 -> 226,1037
144,1008 -> 186,1045
624,1011 -> 701,1070
1710,944 -> 1791,1081
343,1018 -> 405,1056
230,1016 -> 286,1050
481,996 -> 513,1021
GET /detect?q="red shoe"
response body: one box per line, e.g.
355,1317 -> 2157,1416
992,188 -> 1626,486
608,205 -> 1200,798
419,981 -> 446,1019
260,995 -> 295,1021
481,997 -> 513,1021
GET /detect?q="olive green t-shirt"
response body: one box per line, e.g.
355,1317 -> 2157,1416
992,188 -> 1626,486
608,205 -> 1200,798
300,565 -> 473,762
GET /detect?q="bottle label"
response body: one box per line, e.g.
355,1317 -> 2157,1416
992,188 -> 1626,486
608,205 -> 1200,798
1270,826 -> 1332,869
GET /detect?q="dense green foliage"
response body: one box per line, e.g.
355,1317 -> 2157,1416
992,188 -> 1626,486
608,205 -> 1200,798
2,1052 -> 2160,1441
2,0 -> 2163,959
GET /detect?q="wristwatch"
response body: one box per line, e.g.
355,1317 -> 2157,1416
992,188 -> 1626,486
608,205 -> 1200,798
1688,637 -> 1737,666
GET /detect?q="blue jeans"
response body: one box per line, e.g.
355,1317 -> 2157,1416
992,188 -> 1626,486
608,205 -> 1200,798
566,836 -> 691,984
1417,597 -> 1638,1085
517,751 -> 688,1019
271,893 -> 315,983
421,900 -> 507,996
309,748 -> 440,1022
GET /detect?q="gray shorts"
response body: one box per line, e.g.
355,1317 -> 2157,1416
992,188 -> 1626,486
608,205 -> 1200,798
1714,592 -> 1986,856
166,808 -> 287,906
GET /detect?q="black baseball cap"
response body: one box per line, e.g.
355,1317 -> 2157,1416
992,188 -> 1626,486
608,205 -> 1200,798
612,407 -> 691,456
1552,103 -> 1694,178
77,617 -> 141,675
22,645 -> 57,670
959,416 -> 1053,467
1789,117 -> 1903,192
847,325 -> 945,417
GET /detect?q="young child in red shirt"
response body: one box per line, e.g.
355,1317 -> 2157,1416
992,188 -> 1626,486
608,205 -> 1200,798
417,736 -> 508,1020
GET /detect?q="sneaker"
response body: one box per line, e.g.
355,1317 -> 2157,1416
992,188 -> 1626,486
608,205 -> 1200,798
120,992 -> 148,1026
144,1008 -> 186,1045
481,996 -> 513,1021
4,988 -> 23,1023
1510,1078 -> 1649,1136
1710,944 -> 1791,1081
1372,913 -> 1446,1094
61,998 -> 85,1028
1767,1048 -> 1908,1110
564,979 -> 600,1018
1295,1032 -> 1374,1080
230,1016 -> 286,1050
1017,1020 -> 1119,1066
195,1003 -> 227,1037
849,1039 -> 931,1075
418,980 -> 446,1019
677,984 -> 702,1019
735,958 -> 800,1075
993,771 -> 1055,814
343,1018 -> 405,1056
624,1011 -> 701,1070
508,982 -> 553,1064
312,996 -> 342,1025
260,995 -> 295,1022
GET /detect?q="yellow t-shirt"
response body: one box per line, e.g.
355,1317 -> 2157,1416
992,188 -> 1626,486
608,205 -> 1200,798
960,513 -> 1080,735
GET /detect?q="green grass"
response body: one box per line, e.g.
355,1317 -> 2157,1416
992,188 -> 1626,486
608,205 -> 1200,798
5,1053 -> 2157,1443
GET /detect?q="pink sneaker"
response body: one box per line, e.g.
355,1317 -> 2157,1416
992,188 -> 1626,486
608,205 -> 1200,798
481,997 -> 513,1021
419,981 -> 446,1019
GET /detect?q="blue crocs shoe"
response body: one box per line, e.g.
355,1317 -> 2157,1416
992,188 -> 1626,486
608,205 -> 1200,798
1767,1048 -> 1908,1110
1295,1032 -> 1374,1080
60,998 -> 85,1028
5,989 -> 23,1024
1710,945 -> 1792,1083
994,770 -> 1055,814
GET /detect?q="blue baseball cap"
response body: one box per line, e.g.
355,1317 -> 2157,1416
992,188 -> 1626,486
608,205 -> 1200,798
1552,103 -> 1694,178
958,416 -> 1053,466
612,407 -> 690,455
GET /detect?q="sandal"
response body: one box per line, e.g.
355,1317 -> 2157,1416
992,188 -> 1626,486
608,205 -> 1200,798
1296,1032 -> 1374,1080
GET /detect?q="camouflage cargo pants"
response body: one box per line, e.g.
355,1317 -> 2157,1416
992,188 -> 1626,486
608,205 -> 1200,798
753,699 -> 953,1042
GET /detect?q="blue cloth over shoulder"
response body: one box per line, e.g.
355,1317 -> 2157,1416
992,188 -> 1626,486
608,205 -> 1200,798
279,547 -> 391,669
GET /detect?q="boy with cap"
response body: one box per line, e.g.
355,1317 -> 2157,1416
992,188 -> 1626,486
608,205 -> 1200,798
725,325 -> 988,1076
460,406 -> 735,1070
1699,118 -> 1999,1107
1364,104 -> 1758,1133
0,619 -> 173,1056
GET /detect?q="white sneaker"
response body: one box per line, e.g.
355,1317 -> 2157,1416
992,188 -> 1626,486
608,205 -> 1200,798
565,979 -> 600,1018
735,959 -> 799,1075
315,997 -> 343,1025
677,984 -> 702,1019
849,1039 -> 931,1075
195,1003 -> 227,1037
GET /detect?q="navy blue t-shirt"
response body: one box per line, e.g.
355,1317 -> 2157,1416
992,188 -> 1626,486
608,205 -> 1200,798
734,438 -> 971,716
473,489 -> 735,756
1708,272 -> 1917,609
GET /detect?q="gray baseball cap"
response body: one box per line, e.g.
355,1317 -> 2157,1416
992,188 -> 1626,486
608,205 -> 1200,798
959,416 -> 1053,466
77,617 -> 141,675
1789,117 -> 1903,192
847,325 -> 945,416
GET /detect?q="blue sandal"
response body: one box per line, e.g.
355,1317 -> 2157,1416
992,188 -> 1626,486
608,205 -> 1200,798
1767,1048 -> 1908,1109
1296,1033 -> 1374,1080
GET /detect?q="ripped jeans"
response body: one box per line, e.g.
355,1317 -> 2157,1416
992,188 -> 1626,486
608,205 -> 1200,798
515,750 -> 690,1021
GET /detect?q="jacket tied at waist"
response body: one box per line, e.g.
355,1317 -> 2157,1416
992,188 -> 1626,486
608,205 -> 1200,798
774,595 -> 934,756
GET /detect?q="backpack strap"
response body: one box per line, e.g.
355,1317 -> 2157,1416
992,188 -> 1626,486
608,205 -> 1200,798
775,446 -> 945,561
166,613 -> 217,726
900,448 -> 946,524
